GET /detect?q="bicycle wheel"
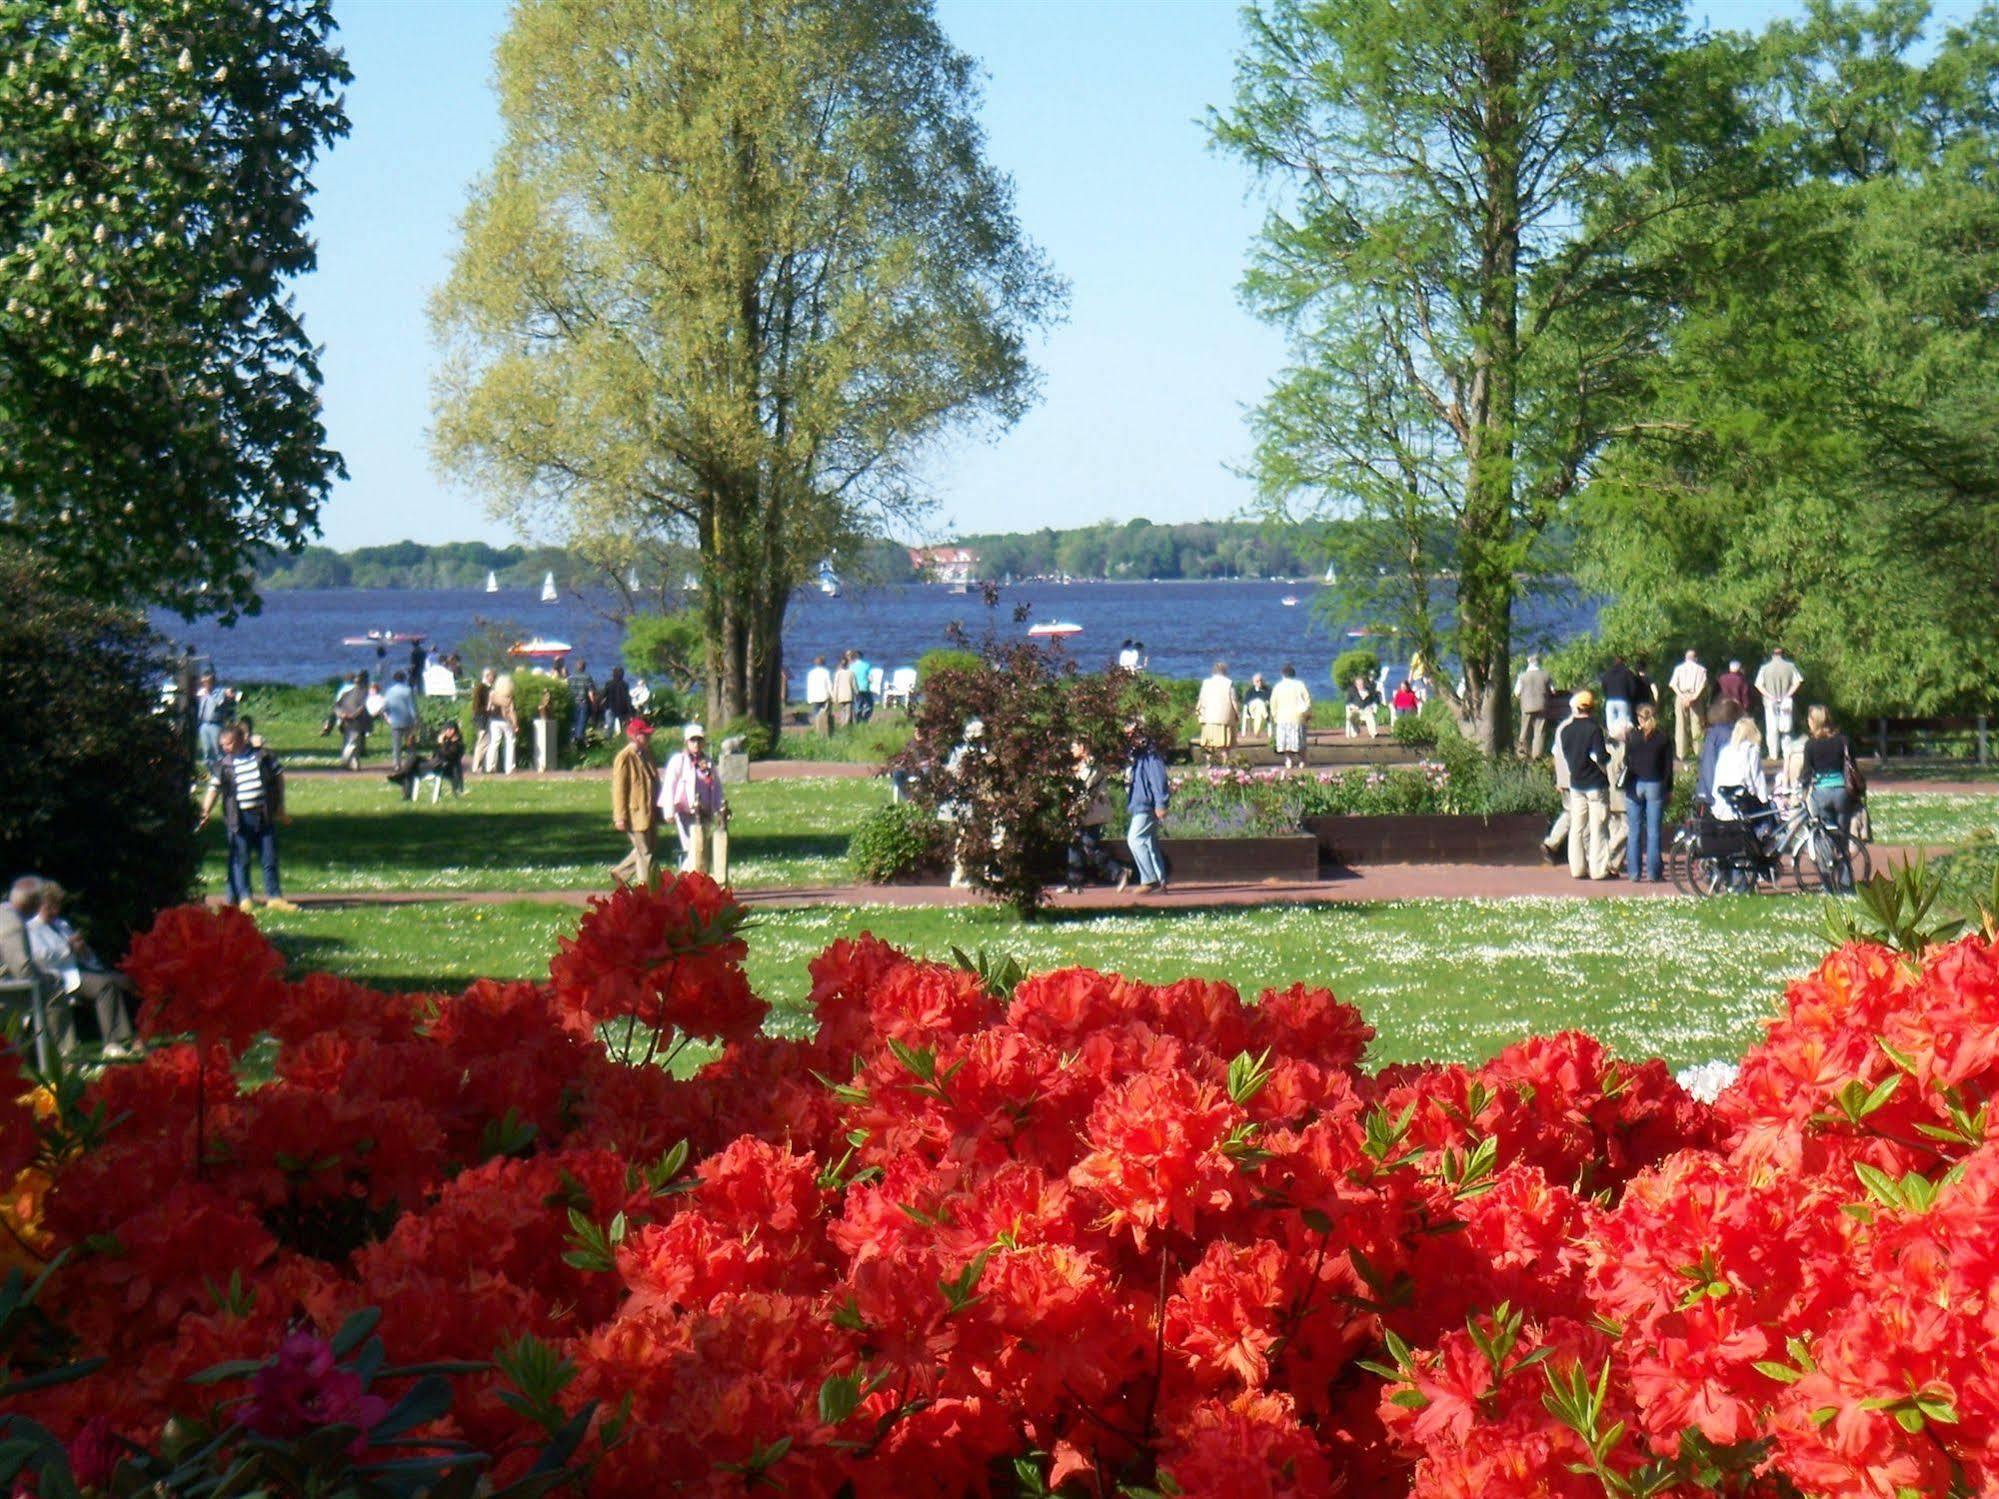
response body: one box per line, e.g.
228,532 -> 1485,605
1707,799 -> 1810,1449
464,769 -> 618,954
1685,852 -> 1726,897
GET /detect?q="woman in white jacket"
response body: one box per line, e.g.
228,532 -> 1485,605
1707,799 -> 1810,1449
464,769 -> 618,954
658,724 -> 726,874
1710,717 -> 1769,821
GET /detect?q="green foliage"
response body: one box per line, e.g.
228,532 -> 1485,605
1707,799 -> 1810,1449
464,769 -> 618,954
1568,8 -> 1999,719
959,518 -> 1324,581
848,802 -> 951,884
1215,0 -> 1736,752
777,716 -> 914,765
622,612 -> 705,693
432,0 -> 1063,729
0,554 -> 198,958
1822,857 -> 1966,957
917,649 -> 983,687
1331,649 -> 1381,692
718,716 -> 776,761
0,1 -> 351,620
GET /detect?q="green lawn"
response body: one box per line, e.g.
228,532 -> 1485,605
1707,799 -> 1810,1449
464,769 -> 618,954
1867,792 -> 1999,847
256,895 -> 1832,1070
200,774 -> 887,894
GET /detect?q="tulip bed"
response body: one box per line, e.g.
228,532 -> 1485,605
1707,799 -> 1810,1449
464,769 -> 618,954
5,877 -> 1999,1497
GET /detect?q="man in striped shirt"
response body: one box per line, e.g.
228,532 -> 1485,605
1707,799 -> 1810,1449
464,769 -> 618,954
196,724 -> 297,913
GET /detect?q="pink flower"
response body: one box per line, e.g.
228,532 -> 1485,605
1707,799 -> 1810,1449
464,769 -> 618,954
243,1332 -> 388,1450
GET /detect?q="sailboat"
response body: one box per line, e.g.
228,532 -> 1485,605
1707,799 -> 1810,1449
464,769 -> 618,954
484,570 -> 499,594
540,571 -> 557,603
627,568 -> 640,591
1323,562 -> 1338,585
817,559 -> 841,598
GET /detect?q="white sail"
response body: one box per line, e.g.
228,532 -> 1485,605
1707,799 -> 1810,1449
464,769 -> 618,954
540,571 -> 557,603
485,570 -> 499,593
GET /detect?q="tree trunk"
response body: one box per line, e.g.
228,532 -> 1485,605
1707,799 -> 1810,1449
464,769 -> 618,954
1461,10 -> 1523,759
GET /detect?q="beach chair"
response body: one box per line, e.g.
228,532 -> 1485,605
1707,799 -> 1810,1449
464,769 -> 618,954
881,667 -> 918,712
422,663 -> 458,697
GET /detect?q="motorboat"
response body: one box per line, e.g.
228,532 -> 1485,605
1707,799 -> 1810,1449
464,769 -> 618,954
341,631 -> 424,648
485,570 -> 499,593
1280,595 -> 1299,607
1027,621 -> 1083,639
509,638 -> 571,659
540,571 -> 558,603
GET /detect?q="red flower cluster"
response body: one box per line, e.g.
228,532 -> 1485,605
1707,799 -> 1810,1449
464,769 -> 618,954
9,878 -> 1999,1499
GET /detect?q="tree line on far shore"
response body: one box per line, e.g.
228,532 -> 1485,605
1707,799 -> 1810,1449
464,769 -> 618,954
254,520 -> 1336,592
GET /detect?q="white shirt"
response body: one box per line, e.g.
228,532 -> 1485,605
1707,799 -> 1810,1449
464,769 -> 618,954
1117,648 -> 1140,670
1669,660 -> 1708,701
26,915 -> 80,995
805,666 -> 833,704
1711,741 -> 1768,818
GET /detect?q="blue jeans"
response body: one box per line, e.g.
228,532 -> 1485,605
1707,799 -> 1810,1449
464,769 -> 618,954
198,722 -> 224,765
1127,810 -> 1165,886
1627,780 -> 1667,881
227,809 -> 282,902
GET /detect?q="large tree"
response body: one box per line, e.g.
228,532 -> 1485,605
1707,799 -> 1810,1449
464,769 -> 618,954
0,0 -> 350,620
1571,1 -> 1999,719
432,0 -> 1063,731
1214,0 -> 1742,753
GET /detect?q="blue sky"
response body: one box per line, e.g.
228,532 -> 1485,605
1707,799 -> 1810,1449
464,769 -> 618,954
301,0 -> 1972,549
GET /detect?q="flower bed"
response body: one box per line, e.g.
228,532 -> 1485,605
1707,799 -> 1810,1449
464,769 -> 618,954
1165,763 -> 1461,837
6,880 -> 1999,1497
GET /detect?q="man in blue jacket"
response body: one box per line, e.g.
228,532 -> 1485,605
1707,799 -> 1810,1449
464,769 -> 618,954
1125,726 -> 1171,893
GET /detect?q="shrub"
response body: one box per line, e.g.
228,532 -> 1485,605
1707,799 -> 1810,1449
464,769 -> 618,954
717,715 -> 775,761
847,802 -> 952,883
0,553 -> 198,958
915,647 -> 981,688
894,643 -> 1152,915
1480,755 -> 1564,817
1330,647 -> 1381,691
14,882 -> 1999,1498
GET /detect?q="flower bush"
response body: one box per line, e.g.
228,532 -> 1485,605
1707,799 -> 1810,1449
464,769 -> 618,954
1164,763 -> 1464,836
5,878 -> 1999,1496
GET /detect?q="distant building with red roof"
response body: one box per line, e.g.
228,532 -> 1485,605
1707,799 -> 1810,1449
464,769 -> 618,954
907,546 -> 980,585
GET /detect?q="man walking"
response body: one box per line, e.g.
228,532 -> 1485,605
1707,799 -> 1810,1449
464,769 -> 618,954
599,666 -> 635,736
380,670 -> 419,767
1555,690 -> 1613,880
1513,655 -> 1552,758
470,668 -> 495,772
333,672 -> 372,770
806,656 -> 834,737
851,650 -> 875,723
570,660 -> 598,745
831,654 -> 857,728
1667,650 -> 1709,760
1196,662 -> 1239,762
1125,725 -> 1170,892
197,723 -> 297,913
1755,648 -> 1803,753
609,718 -> 661,886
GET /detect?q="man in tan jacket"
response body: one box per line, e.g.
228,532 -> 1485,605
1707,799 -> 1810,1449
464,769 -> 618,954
610,718 -> 661,885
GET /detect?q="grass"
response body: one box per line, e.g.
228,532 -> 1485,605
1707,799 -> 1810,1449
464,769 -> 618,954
198,774 -> 887,894
775,715 -> 913,764
255,894 -> 1834,1070
1866,792 -> 1999,847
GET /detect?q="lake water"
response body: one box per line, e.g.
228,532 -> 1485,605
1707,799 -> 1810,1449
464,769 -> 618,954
155,580 -> 1597,691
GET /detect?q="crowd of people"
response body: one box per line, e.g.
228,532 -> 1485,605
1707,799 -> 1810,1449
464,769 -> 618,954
1190,659 -> 1431,766
803,650 -> 886,736
1540,646 -> 1866,884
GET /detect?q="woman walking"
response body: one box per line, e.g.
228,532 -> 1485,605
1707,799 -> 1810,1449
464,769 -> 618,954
1623,703 -> 1674,883
1125,725 -> 1170,893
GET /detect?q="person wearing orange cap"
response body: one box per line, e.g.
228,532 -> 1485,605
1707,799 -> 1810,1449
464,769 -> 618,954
610,717 -> 661,885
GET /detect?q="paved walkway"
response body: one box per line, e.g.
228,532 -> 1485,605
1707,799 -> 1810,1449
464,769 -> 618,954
254,845 -> 1939,915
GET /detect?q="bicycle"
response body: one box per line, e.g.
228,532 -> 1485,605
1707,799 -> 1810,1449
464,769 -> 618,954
1792,796 -> 1872,894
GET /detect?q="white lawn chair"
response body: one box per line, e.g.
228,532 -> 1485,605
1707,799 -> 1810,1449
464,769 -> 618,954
422,663 -> 459,697
881,667 -> 918,711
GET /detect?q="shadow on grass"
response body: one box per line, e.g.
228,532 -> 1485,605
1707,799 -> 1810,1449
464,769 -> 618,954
206,809 -> 851,890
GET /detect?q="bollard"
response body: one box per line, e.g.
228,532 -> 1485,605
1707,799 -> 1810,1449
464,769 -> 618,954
533,716 -> 552,773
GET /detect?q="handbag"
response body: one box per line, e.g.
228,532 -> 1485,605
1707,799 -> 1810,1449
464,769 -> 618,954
1842,748 -> 1867,801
